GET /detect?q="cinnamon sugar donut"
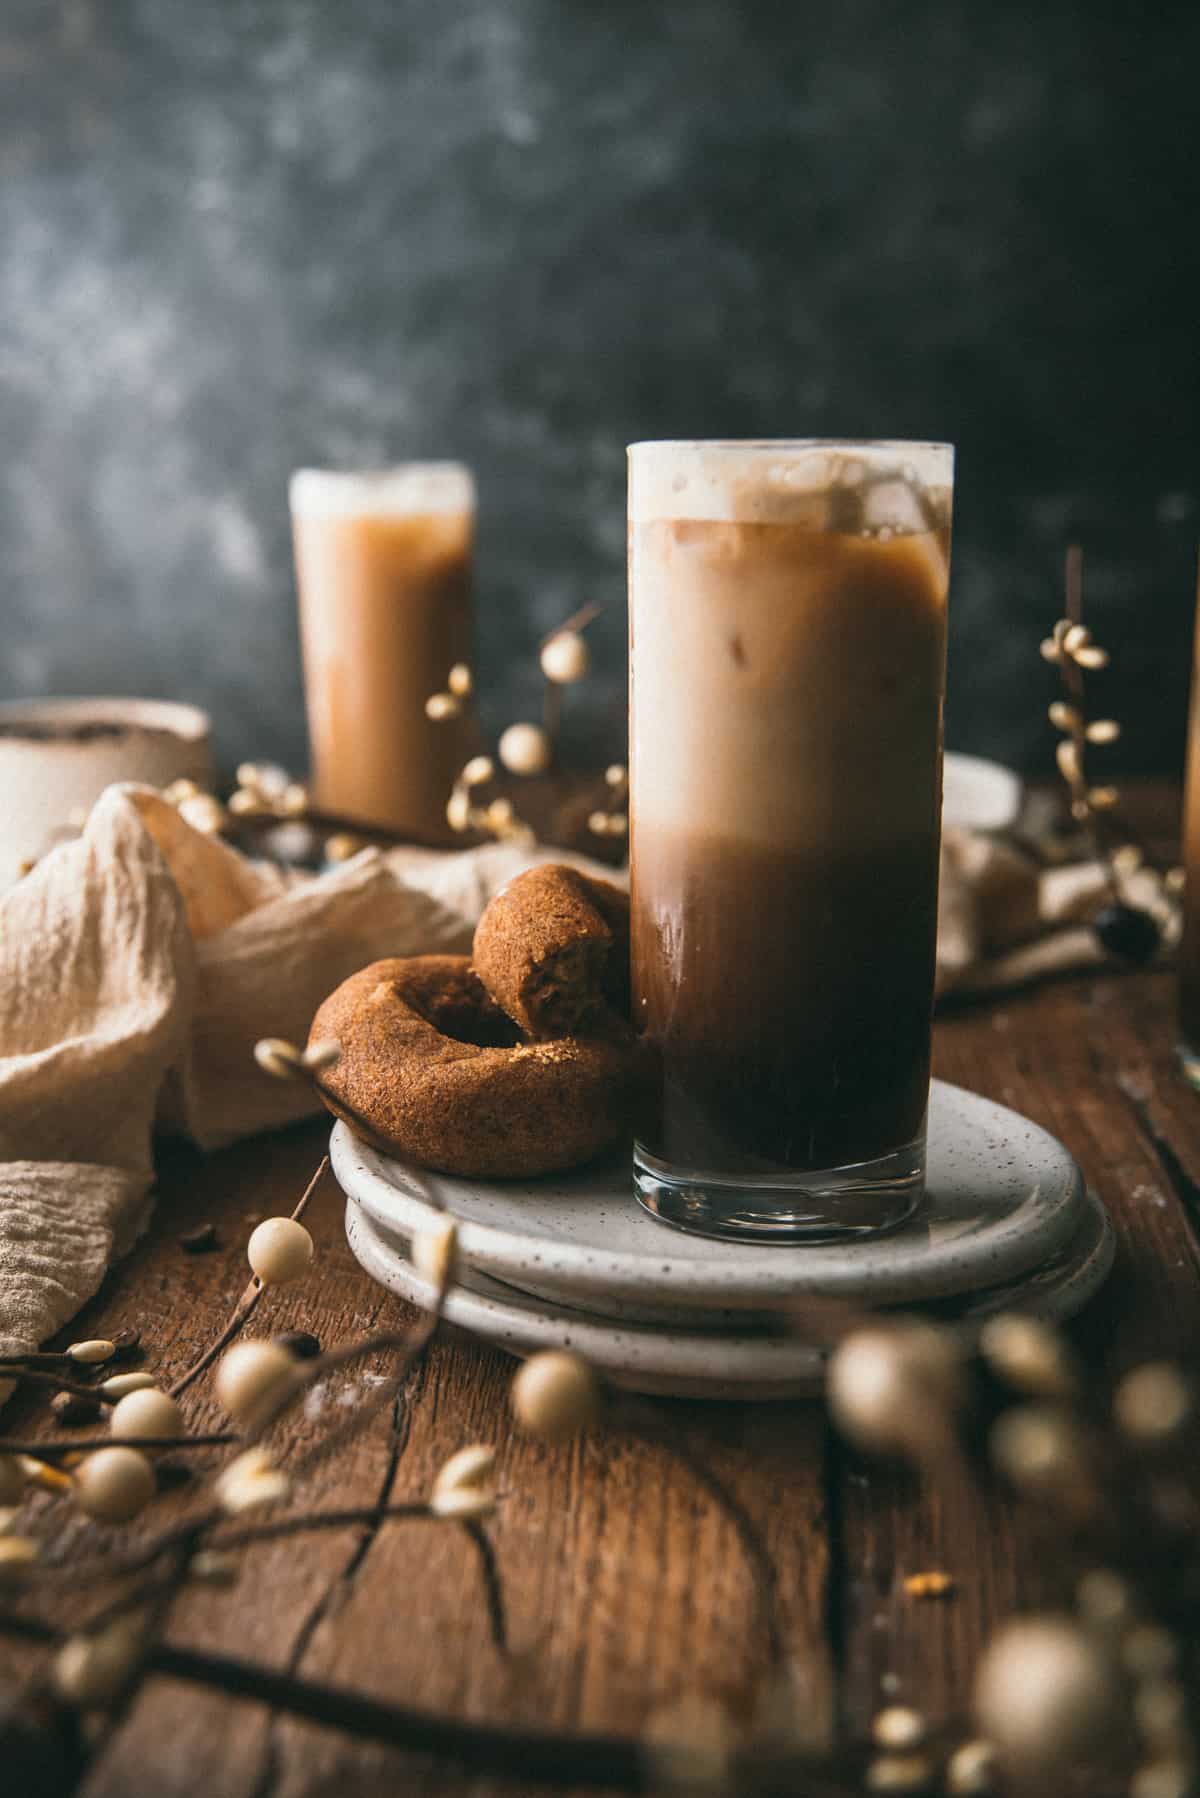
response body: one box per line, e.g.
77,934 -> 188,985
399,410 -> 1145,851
472,864 -> 630,1038
309,955 -> 634,1178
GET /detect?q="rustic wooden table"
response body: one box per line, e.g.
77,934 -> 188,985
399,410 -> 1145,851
3,786 -> 1196,1798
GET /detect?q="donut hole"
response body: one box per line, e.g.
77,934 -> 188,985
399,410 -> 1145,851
310,952 -> 638,1178
409,986 -> 523,1051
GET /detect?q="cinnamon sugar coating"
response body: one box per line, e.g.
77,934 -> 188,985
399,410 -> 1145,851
309,955 -> 635,1178
471,865 -> 630,1038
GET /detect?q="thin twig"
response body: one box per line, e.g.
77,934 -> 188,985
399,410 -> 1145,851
170,1156 -> 329,1400
0,1604 -> 648,1787
277,1052 -> 423,1162
463,1519 -> 509,1654
24,1317 -> 446,1597
216,1502 -> 438,1550
1061,545 -> 1120,896
168,1287 -> 260,1402
0,1352 -> 78,1371
539,601 -> 603,650
311,1075 -> 422,1159
0,1434 -> 233,1459
542,679 -> 562,750
234,804 -> 461,854
85,1535 -> 202,1762
0,1369 -> 118,1405
0,1606 -> 864,1795
265,1315 -> 443,1483
6,1507 -> 448,1596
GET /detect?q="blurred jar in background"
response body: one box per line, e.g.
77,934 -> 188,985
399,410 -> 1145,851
290,464 -> 475,845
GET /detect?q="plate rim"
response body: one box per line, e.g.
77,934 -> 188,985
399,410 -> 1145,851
331,1078 -> 1087,1311
344,1189 -> 1114,1398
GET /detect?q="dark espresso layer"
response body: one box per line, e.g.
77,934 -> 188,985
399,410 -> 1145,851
632,830 -> 940,1173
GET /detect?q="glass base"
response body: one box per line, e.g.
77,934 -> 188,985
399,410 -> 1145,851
633,1133 -> 926,1243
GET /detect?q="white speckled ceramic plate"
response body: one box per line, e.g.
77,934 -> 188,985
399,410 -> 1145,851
344,1190 -> 1114,1400
330,1081 -> 1088,1318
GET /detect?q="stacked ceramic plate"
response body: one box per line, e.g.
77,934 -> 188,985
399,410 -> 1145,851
334,1080 -> 1112,1400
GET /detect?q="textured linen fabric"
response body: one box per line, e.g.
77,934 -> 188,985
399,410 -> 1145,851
935,825 -> 1173,997
0,784 -> 600,1364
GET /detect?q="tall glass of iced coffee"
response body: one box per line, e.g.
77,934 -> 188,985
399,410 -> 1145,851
628,441 -> 953,1240
290,464 -> 475,844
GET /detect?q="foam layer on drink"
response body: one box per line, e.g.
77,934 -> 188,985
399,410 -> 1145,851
628,440 -> 951,531
290,464 -> 475,520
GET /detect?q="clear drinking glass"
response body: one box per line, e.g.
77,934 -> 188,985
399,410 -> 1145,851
628,440 -> 954,1241
290,464 -> 475,845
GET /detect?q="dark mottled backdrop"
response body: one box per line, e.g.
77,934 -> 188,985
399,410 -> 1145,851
2,0 -> 1198,778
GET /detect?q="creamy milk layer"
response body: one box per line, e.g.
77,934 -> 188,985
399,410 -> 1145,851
628,505 -> 949,849
290,464 -> 475,520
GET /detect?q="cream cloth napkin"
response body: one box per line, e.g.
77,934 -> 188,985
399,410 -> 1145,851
936,825 -> 1173,997
0,783 -> 606,1369
0,786 -> 1167,1367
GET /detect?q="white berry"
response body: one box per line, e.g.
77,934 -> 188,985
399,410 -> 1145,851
426,692 -> 462,721
215,1341 -> 296,1424
498,723 -> 552,776
73,1447 -> 156,1523
178,793 -> 227,835
827,1325 -> 963,1460
254,1038 -> 303,1079
511,1350 -> 599,1441
411,1218 -> 458,1290
54,1619 -> 143,1706
974,1616 -> 1117,1773
100,1372 -> 158,1399
430,1444 -> 496,1519
540,631 -> 590,684
216,1448 -> 290,1515
109,1388 -> 183,1441
247,1217 -> 314,1285
446,789 -> 472,832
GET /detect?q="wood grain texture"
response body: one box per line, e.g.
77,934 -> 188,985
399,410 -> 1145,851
0,1121 -> 829,1797
838,940 -> 1200,1739
2,785 -> 1198,1795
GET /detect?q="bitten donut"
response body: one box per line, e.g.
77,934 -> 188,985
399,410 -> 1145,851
472,864 -> 630,1038
309,955 -> 634,1178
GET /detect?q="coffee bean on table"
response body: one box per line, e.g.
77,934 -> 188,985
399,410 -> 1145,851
51,1391 -> 102,1427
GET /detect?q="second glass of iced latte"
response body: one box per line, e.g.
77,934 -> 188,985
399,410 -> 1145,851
291,464 -> 475,845
628,440 -> 953,1240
